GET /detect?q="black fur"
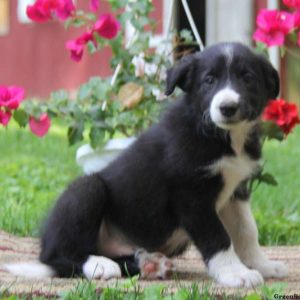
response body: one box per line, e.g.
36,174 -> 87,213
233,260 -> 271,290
40,42 -> 279,277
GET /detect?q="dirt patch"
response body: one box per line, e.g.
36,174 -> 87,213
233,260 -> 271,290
0,231 -> 299,296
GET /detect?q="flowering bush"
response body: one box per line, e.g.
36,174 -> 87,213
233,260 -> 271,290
1,0 -> 300,190
253,0 -> 300,47
3,0 -> 196,146
253,0 -> 300,141
251,0 -> 300,187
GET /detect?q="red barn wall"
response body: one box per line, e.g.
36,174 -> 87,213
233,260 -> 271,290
0,0 -> 163,98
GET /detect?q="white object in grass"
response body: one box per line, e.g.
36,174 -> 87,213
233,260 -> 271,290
76,137 -> 136,174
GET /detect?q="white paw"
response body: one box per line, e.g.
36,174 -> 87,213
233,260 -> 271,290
208,245 -> 264,287
251,260 -> 288,279
82,256 -> 121,280
213,264 -> 264,288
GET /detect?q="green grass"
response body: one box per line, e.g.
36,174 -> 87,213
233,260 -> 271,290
0,122 -> 81,236
252,126 -> 300,245
60,279 -> 285,300
0,122 -> 300,244
0,278 -> 287,300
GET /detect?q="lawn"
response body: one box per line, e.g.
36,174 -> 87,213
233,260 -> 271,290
0,121 -> 300,245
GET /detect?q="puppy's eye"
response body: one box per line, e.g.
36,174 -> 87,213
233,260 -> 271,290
241,72 -> 254,83
204,75 -> 216,85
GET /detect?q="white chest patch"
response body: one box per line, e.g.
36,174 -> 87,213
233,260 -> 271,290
209,122 -> 260,212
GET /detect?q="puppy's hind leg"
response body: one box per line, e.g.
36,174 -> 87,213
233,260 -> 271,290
82,256 -> 122,279
39,173 -> 110,278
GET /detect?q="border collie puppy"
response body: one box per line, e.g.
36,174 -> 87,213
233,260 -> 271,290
5,42 -> 288,287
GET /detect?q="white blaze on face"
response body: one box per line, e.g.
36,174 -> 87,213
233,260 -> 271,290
223,45 -> 234,67
210,87 -> 240,129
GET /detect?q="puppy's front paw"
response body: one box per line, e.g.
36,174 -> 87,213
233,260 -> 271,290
251,260 -> 288,279
211,264 -> 264,288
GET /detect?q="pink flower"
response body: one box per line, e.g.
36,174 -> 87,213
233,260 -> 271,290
66,30 -> 95,62
89,0 -> 99,12
27,2 -> 51,22
55,0 -> 75,20
283,0 -> 300,9
253,29 -> 286,46
26,0 -> 75,23
294,10 -> 300,28
29,113 -> 51,137
0,110 -> 11,126
253,9 -> 294,46
94,14 -> 121,40
66,14 -> 120,62
0,86 -> 25,110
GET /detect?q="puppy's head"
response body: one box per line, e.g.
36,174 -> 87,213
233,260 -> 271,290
165,42 -> 279,130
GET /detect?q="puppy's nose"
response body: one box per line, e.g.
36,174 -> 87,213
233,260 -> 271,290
219,102 -> 239,118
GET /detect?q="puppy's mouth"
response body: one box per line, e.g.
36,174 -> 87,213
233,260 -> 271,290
214,119 -> 241,130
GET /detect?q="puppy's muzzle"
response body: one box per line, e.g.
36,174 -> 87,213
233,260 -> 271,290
219,102 -> 240,118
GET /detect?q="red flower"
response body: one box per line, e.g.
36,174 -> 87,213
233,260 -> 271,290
66,30 -> 95,62
29,113 -> 51,137
26,0 -> 75,23
0,86 -> 25,110
253,9 -> 294,46
283,0 -> 300,9
89,0 -> 99,12
263,99 -> 300,135
0,110 -> 11,126
94,14 -> 121,40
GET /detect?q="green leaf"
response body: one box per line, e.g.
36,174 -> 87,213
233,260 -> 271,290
13,109 -> 28,128
87,40 -> 97,54
289,31 -> 298,44
67,122 -> 84,146
64,17 -> 73,29
262,121 -> 284,141
259,172 -> 278,186
89,126 -> 106,148
66,18 -> 86,28
51,89 -> 69,102
77,83 -> 92,101
279,46 -> 286,57
84,13 -> 97,21
255,42 -> 269,57
108,0 -> 128,10
89,104 -> 106,120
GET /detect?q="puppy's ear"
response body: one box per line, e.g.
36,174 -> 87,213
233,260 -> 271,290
259,55 -> 280,99
165,54 -> 195,96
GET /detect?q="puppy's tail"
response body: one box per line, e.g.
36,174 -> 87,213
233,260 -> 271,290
3,261 -> 55,278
